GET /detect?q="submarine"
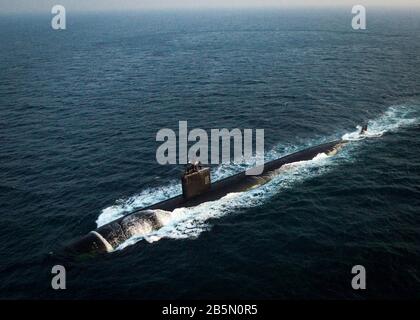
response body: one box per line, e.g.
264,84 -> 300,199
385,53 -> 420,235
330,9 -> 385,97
64,138 -> 348,256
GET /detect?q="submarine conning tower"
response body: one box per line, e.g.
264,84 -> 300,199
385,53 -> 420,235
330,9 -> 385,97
181,162 -> 211,200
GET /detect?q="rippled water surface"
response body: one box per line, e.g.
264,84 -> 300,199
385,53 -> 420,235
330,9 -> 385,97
0,9 -> 420,299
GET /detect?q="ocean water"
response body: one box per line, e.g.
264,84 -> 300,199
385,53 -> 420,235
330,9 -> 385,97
0,9 -> 420,299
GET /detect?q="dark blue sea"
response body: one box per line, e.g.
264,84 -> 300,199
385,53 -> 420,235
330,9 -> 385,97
1,8 -> 420,299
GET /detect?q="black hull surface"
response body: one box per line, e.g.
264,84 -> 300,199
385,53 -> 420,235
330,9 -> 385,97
65,139 -> 345,256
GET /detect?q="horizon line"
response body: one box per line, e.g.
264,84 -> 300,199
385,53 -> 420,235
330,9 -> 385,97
2,5 -> 420,15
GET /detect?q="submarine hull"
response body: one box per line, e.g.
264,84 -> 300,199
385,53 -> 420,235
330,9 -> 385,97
65,140 -> 345,256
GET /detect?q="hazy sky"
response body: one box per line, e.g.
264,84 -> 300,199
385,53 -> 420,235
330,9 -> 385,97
1,0 -> 419,13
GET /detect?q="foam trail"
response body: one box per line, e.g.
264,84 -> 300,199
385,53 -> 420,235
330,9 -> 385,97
98,104 -> 419,251
342,105 -> 418,141
96,183 -> 181,227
